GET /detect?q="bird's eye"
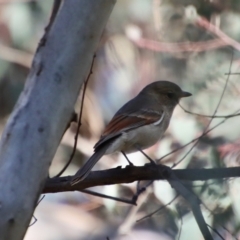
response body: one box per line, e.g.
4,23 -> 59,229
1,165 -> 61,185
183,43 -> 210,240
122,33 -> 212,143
167,92 -> 174,98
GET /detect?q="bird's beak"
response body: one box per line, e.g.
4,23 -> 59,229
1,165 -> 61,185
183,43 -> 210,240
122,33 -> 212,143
180,91 -> 192,98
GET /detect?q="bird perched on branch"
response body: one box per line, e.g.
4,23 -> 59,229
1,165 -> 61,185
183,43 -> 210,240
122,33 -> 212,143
71,80 -> 191,185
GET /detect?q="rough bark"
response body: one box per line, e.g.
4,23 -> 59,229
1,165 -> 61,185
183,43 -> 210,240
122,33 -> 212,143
0,1 -> 116,239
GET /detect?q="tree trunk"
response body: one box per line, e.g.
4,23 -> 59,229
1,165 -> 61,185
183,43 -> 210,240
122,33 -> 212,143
0,0 -> 116,239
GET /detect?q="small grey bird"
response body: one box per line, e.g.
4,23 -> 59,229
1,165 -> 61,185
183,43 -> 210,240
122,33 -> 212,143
71,80 -> 191,185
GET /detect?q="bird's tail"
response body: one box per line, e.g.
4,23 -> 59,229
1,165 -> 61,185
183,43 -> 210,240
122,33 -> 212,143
71,144 -> 108,185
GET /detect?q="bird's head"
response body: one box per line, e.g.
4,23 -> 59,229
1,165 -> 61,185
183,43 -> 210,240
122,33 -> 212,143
140,80 -> 192,106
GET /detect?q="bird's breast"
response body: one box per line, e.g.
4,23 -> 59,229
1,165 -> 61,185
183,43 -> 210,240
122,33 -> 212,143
105,117 -> 170,155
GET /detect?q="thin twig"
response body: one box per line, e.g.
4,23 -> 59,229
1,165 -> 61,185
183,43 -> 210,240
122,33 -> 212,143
136,194 -> 179,222
177,207 -> 183,240
132,180 -> 153,204
201,196 -> 238,240
132,38 -> 230,53
196,17 -> 240,51
206,224 -> 225,240
81,189 -> 136,205
29,195 -> 45,226
171,48 -> 234,168
166,170 -> 213,240
225,73 -> 240,75
179,103 -> 240,119
118,188 -> 151,235
54,54 -> 96,177
157,108 -> 240,163
222,226 -> 238,240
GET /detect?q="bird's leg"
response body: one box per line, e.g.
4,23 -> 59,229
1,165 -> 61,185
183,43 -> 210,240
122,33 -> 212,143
121,151 -> 134,166
134,144 -> 156,165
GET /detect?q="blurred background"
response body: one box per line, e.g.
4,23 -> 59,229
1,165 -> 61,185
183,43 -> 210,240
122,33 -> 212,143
0,0 -> 240,239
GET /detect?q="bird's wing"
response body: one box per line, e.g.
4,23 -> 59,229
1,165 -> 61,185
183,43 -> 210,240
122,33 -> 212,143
94,109 -> 164,149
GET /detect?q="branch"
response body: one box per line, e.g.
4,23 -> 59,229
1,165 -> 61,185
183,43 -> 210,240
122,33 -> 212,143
43,165 -> 240,193
179,104 -> 240,119
164,167 -> 213,240
44,165 -> 239,240
54,54 -> 96,177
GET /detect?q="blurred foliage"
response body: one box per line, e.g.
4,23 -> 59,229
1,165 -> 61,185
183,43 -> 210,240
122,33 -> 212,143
0,0 -> 240,239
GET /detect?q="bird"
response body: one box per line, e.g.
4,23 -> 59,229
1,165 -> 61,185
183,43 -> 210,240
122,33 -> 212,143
71,80 -> 191,185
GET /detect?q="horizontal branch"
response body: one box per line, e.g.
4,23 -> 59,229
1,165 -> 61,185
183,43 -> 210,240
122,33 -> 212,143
43,165 -> 240,193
